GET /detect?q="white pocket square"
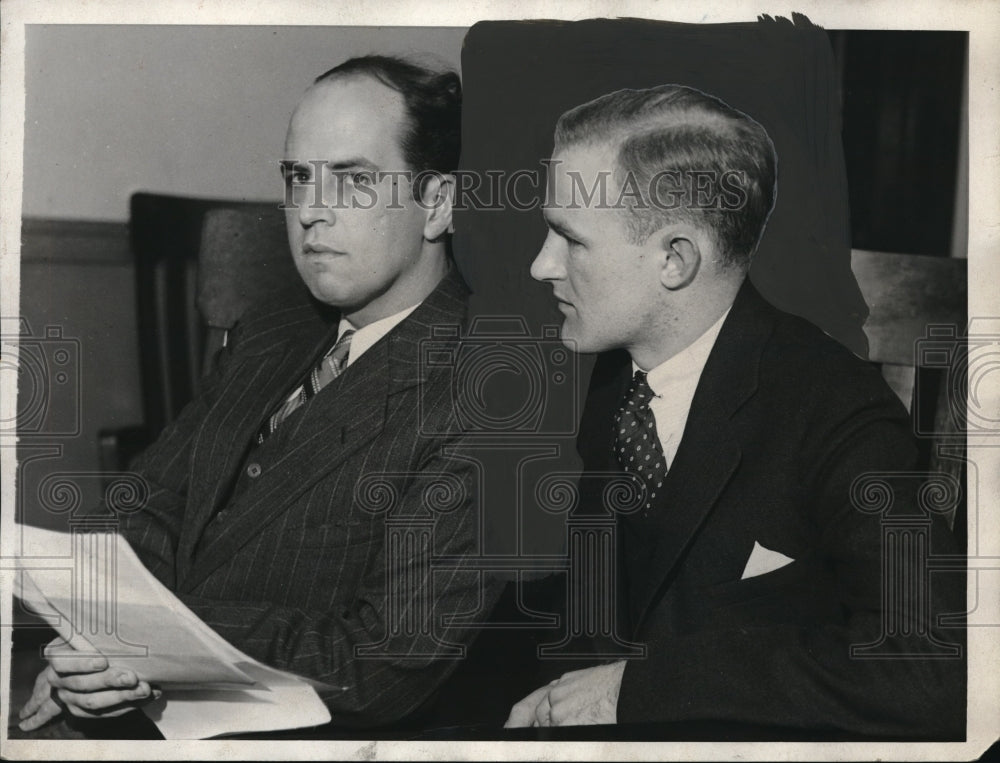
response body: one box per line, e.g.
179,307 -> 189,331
740,541 -> 795,580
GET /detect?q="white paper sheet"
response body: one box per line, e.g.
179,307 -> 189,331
12,524 -> 332,738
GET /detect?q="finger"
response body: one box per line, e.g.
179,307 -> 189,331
549,679 -> 579,704
45,646 -> 109,676
548,695 -> 573,726
534,691 -> 552,726
65,688 -> 163,720
50,667 -> 138,693
504,684 -> 550,728
550,665 -> 595,691
18,696 -> 64,732
556,666 -> 588,682
44,634 -> 107,667
65,703 -> 140,719
549,683 -> 610,727
548,682 -> 591,726
57,681 -> 153,716
504,699 -> 536,728
19,668 -> 55,719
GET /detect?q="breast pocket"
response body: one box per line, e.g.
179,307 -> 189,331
706,557 -> 811,606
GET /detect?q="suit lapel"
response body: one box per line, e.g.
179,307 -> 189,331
177,268 -> 470,592
178,350 -> 390,592
627,391 -> 741,630
623,281 -> 776,631
177,303 -> 338,579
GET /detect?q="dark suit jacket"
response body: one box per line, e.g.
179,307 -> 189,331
120,268 -> 502,729
576,281 -> 965,738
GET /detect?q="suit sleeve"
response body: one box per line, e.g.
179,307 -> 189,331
615,370 -> 966,738
116,294 -> 502,728
174,437 -> 504,729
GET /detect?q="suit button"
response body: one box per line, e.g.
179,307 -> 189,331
246,463 -> 262,478
216,510 -> 227,522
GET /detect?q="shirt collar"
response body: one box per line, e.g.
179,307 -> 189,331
338,303 -> 420,367
633,307 -> 731,397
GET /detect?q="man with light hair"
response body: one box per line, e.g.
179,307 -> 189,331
507,84 -> 964,737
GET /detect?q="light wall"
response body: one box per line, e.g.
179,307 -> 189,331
23,25 -> 467,222
16,26 -> 466,531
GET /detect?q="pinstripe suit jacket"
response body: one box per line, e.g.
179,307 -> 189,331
120,268 -> 501,728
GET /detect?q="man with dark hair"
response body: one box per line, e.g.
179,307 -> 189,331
313,56 -> 462,199
506,84 -> 964,737
19,55 -> 501,733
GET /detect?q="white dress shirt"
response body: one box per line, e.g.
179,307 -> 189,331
633,308 -> 731,468
269,303 -> 418,418
339,303 -> 418,368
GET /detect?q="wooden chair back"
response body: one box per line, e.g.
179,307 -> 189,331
196,207 -> 297,374
128,193 -> 287,436
850,248 -> 968,533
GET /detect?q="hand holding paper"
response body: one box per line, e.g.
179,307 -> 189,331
18,637 -> 158,732
13,524 -> 331,738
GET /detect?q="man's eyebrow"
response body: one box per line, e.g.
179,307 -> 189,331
279,158 -> 380,173
328,158 -> 380,172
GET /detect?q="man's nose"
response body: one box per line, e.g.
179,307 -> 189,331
295,181 -> 336,227
530,233 -> 565,281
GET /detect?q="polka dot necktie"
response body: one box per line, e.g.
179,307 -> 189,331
256,329 -> 355,445
614,370 -> 668,512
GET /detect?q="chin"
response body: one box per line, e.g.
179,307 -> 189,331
557,323 -> 589,355
304,283 -> 352,309
562,324 -> 619,356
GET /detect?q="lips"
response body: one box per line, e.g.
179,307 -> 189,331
302,241 -> 344,256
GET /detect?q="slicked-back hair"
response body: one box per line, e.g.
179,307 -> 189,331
554,85 -> 777,269
315,55 -> 462,194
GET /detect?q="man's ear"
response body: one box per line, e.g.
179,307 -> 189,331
419,173 -> 455,241
657,230 -> 702,290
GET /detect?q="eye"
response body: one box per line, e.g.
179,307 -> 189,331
350,170 -> 377,186
286,169 -> 311,186
560,231 -> 582,248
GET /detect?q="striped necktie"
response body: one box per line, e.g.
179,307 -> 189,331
256,329 -> 355,445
